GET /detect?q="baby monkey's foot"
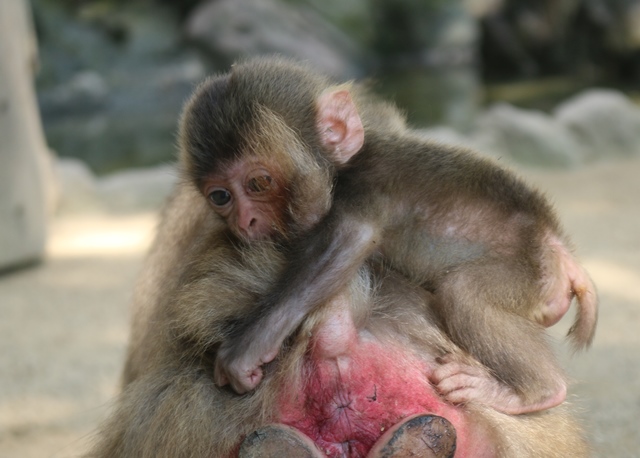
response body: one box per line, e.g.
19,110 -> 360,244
430,354 -> 566,415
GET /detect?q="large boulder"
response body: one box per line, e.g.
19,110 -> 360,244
554,89 -> 640,161
97,164 -> 177,213
54,157 -> 100,215
185,0 -> 361,79
473,103 -> 585,168
54,157 -> 177,215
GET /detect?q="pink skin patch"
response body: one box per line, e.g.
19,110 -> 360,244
274,299 -> 494,457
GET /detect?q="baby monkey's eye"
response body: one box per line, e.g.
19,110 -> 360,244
208,189 -> 232,206
247,175 -> 273,193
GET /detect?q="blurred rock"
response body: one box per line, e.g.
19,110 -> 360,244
474,103 -> 585,168
54,157 -> 177,214
97,164 -> 177,213
34,1 -> 209,174
414,89 -> 640,168
54,157 -> 100,215
554,89 -> 640,161
417,126 -> 471,147
185,0 -> 361,79
416,125 -> 516,165
39,70 -> 108,117
303,0 -> 374,51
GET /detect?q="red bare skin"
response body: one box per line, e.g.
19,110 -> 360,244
267,296 -> 498,457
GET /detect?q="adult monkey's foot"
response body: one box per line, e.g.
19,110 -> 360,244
239,424 -> 326,458
368,414 -> 457,458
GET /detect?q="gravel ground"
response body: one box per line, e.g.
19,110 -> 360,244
1,157 -> 639,458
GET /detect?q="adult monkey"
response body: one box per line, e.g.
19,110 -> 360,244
88,183 -> 590,458
183,57 -> 597,414
87,57 -> 592,457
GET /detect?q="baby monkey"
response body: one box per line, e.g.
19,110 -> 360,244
179,57 -> 598,415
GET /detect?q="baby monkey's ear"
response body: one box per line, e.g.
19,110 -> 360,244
316,89 -> 365,165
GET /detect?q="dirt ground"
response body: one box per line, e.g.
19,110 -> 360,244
1,157 -> 639,458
